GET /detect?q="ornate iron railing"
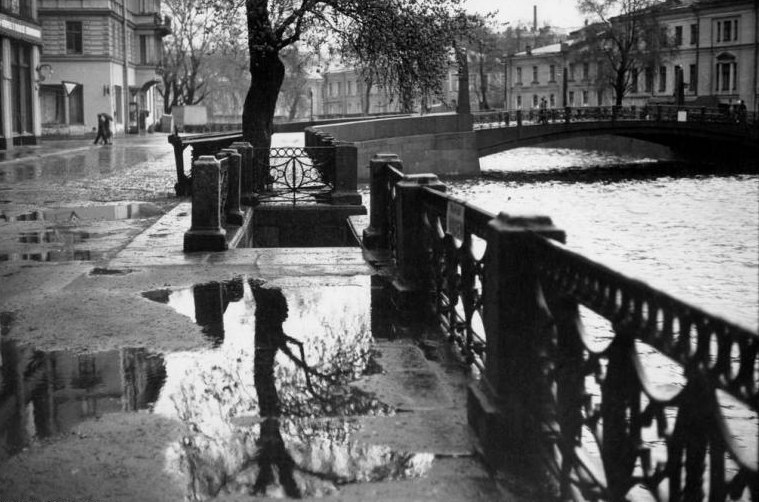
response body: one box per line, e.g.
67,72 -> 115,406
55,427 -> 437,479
420,188 -> 494,369
363,155 -> 758,500
252,147 -> 335,204
472,106 -> 758,130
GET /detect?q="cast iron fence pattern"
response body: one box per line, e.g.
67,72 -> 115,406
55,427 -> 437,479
252,147 -> 335,204
420,188 -> 493,369
372,159 -> 758,501
384,165 -> 404,263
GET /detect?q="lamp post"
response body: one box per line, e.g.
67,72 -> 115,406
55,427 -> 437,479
309,88 -> 314,122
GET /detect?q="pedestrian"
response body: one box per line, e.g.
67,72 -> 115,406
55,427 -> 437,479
737,100 -> 747,126
93,113 -> 106,145
539,97 -> 548,124
102,113 -> 113,144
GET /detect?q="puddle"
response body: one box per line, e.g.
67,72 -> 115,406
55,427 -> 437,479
0,339 -> 166,463
1,276 -> 434,498
0,147 -> 164,184
0,203 -> 163,263
0,202 -> 163,223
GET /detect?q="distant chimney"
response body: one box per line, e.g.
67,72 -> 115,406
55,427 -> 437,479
533,5 -> 538,32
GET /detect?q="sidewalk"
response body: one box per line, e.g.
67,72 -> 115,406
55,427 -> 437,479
0,132 -> 174,163
0,138 -> 528,500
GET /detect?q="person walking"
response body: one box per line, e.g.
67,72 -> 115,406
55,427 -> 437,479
93,114 -> 106,145
102,113 -> 113,144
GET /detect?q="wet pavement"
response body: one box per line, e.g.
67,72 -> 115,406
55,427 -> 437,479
0,136 -> 519,500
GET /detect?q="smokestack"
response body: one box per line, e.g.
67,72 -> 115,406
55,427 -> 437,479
533,5 -> 537,32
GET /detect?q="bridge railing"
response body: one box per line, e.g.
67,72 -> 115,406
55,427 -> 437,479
473,105 -> 757,130
363,153 -> 758,501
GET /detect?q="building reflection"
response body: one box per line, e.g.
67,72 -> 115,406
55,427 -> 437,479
0,340 -> 165,463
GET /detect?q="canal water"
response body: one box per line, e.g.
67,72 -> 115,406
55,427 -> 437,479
456,147 -> 759,331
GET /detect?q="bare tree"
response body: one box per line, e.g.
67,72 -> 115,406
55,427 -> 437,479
577,0 -> 676,106
159,0 -> 244,114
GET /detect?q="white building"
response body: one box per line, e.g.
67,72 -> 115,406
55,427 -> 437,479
38,0 -> 170,137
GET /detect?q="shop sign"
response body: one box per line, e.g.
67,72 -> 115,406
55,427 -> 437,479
0,15 -> 42,42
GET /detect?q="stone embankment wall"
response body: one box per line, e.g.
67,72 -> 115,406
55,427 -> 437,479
312,113 -> 481,181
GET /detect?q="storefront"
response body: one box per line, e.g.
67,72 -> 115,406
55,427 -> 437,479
0,7 -> 42,149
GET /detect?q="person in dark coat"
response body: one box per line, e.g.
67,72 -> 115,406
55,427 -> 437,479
102,113 -> 113,144
93,114 -> 106,145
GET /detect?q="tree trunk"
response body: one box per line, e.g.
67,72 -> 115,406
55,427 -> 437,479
614,70 -> 626,107
363,78 -> 373,115
288,94 -> 301,121
242,52 -> 285,150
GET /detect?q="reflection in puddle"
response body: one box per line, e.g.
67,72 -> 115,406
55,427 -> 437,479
0,337 -> 166,464
142,277 -> 433,499
0,202 -> 163,223
0,203 -> 164,262
0,276 -> 430,499
0,147 -> 161,184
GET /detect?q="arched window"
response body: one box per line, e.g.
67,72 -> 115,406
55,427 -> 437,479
715,53 -> 736,92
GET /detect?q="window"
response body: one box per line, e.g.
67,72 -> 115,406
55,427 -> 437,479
631,68 -> 639,93
516,67 -> 522,84
597,90 -> 604,105
716,56 -> 736,92
568,91 -> 575,106
532,66 -> 538,83
658,66 -> 667,92
690,23 -> 698,45
532,94 -> 539,107
41,85 -> 65,124
645,68 -> 654,92
675,26 -> 683,46
139,35 -> 148,64
582,62 -> 589,80
689,64 -> 697,93
549,65 -> 556,82
69,86 -> 84,124
716,19 -> 739,43
549,94 -> 555,107
66,21 -> 83,54
568,63 -> 575,81
516,95 -> 522,108
10,40 -> 33,134
582,90 -> 589,106
3,0 -> 32,16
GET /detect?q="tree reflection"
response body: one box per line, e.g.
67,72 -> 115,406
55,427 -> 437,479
167,280 -> 431,500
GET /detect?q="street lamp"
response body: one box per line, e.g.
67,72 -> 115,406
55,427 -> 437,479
309,88 -> 314,122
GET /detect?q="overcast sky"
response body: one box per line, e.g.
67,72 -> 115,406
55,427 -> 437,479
465,0 -> 587,31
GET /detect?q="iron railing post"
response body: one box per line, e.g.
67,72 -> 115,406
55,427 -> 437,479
363,154 -> 403,251
330,143 -> 362,205
392,174 -> 446,305
184,155 -> 228,252
229,141 -> 255,206
469,213 -> 564,480
219,148 -> 244,226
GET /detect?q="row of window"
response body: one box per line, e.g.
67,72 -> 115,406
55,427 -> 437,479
516,62 -> 592,86
65,21 -> 155,64
40,83 -> 125,126
671,18 -> 737,46
515,90 -> 605,108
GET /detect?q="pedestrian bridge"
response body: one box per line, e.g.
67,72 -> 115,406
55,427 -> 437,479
473,106 -> 759,158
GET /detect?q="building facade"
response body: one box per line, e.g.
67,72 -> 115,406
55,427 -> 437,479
0,0 -> 43,149
38,0 -> 170,137
507,0 -> 758,114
